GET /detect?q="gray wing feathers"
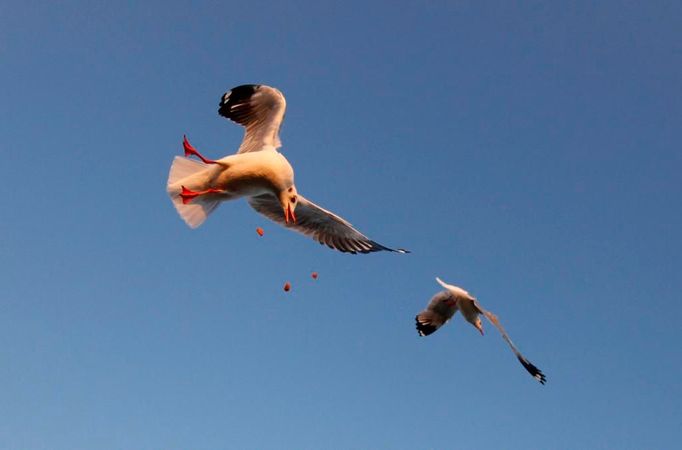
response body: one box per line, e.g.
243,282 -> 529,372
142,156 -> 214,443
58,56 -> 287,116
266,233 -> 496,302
472,299 -> 547,384
247,194 -> 404,254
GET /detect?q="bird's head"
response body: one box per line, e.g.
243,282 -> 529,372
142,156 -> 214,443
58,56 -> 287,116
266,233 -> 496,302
475,317 -> 484,335
280,186 -> 299,224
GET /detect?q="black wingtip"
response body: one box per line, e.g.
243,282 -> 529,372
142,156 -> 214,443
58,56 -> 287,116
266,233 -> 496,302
366,240 -> 410,254
218,84 -> 261,120
415,315 -> 437,337
517,356 -> 547,384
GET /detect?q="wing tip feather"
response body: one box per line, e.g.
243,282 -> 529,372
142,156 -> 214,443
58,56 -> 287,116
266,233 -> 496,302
415,315 -> 438,336
517,356 -> 547,384
218,84 -> 262,123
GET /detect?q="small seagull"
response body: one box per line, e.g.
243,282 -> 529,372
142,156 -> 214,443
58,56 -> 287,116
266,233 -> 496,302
415,277 -> 546,384
166,84 -> 408,254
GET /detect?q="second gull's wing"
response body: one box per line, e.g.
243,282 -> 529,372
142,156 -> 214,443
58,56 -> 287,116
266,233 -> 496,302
472,297 -> 547,384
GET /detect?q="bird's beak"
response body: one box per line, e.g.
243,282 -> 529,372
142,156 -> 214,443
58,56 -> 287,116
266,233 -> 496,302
284,204 -> 297,224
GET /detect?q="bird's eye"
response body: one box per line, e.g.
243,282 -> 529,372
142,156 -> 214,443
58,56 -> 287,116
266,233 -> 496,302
288,187 -> 293,192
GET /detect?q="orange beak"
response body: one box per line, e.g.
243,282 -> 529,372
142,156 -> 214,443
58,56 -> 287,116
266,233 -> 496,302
285,204 -> 297,224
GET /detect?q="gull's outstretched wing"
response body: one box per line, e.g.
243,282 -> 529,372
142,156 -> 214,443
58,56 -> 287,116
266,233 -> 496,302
248,194 -> 408,254
472,298 -> 547,384
218,84 -> 286,154
415,290 -> 458,336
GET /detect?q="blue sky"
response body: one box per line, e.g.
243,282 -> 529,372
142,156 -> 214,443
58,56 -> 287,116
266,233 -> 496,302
1,1 -> 680,448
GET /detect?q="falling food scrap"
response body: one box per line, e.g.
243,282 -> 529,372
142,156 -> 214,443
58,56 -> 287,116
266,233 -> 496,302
256,227 -> 264,236
311,272 -> 318,280
283,282 -> 291,292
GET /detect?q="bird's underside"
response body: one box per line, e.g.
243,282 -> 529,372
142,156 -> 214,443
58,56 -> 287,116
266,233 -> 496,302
166,84 -> 409,254
416,279 -> 547,384
165,83 -> 549,387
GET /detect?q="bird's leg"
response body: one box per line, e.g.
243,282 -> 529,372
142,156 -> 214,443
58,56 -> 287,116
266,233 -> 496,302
183,135 -> 218,164
179,186 -> 225,204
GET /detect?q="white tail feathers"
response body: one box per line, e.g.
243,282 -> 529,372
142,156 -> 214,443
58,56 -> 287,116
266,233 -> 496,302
435,277 -> 471,297
167,156 -> 220,229
170,195 -> 219,229
167,156 -> 206,185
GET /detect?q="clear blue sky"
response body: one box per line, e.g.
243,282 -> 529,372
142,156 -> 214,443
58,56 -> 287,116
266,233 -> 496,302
1,1 -> 680,449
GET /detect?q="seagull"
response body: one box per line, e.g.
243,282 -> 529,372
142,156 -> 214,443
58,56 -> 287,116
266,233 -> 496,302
166,84 -> 408,254
415,277 -> 547,384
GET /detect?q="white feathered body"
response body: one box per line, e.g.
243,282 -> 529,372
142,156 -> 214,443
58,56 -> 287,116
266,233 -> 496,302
167,150 -> 294,228
168,150 -> 294,198
457,296 -> 480,325
435,277 -> 479,325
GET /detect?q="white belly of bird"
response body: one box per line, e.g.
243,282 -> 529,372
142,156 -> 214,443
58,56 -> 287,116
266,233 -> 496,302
458,299 -> 479,324
171,151 -> 295,200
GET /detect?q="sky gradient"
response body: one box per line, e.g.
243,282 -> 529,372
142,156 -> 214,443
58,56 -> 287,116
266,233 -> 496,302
1,1 -> 681,449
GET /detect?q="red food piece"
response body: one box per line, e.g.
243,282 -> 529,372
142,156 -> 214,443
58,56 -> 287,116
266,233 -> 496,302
256,227 -> 264,236
311,272 -> 318,280
283,282 -> 291,292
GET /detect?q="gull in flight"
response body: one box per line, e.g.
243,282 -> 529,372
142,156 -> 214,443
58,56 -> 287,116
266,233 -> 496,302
166,84 -> 408,254
415,277 -> 546,384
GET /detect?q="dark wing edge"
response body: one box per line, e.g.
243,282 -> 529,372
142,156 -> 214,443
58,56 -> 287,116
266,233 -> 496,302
248,194 -> 409,254
218,84 -> 286,153
473,299 -> 547,385
218,84 -> 262,126
415,312 -> 440,336
415,291 -> 457,336
517,355 -> 547,385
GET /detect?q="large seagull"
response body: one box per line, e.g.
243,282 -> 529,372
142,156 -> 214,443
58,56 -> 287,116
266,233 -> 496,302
415,277 -> 546,384
167,84 -> 408,254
